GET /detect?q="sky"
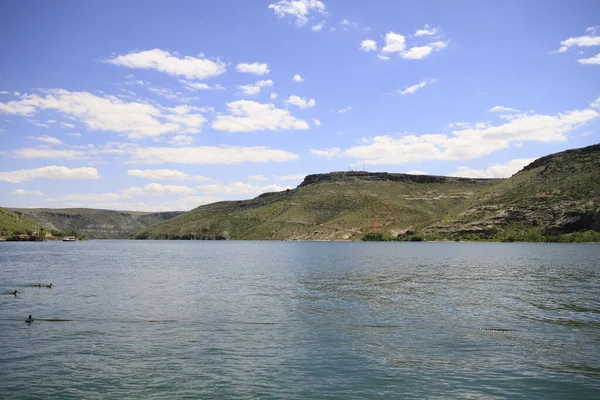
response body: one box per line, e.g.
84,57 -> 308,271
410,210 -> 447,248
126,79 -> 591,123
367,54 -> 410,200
0,0 -> 599,211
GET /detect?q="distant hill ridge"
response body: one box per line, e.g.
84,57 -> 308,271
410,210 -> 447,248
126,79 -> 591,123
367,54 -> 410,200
522,143 -> 600,172
9,208 -> 183,239
0,206 -> 40,236
4,144 -> 599,242
298,171 -> 501,187
134,143 -> 600,242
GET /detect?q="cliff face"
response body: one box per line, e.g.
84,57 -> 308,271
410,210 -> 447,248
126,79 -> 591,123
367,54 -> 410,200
298,171 -> 500,187
9,208 -> 183,239
424,143 -> 600,238
135,143 -> 600,241
133,171 -> 502,240
5,144 -> 599,242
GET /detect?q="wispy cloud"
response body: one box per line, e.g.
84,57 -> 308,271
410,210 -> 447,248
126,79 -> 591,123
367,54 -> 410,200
400,78 -> 436,95
0,166 -> 99,183
105,49 -> 225,79
268,0 -> 326,27
212,100 -> 309,132
236,62 -> 270,75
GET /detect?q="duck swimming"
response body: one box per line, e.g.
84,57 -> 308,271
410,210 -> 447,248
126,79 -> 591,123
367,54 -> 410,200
45,283 -> 52,288
25,315 -> 33,323
12,290 -> 17,296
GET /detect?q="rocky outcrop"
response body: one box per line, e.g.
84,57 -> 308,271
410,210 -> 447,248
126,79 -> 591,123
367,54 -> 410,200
298,171 -> 501,188
9,208 -> 184,239
522,144 -> 600,172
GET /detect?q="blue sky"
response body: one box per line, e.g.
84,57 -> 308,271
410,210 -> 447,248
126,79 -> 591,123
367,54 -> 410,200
1,0 -> 599,211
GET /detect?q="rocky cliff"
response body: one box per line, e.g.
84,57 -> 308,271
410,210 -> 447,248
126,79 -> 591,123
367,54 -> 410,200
9,208 -> 183,239
134,143 -> 600,242
298,171 -> 500,187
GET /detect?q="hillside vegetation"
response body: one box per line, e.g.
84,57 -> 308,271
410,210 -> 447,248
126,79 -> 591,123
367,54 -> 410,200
0,207 -> 40,236
134,174 -> 500,240
9,208 -> 183,239
425,144 -> 600,242
135,144 -> 600,242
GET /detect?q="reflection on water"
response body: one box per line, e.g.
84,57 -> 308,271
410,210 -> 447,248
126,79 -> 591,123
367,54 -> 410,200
1,241 -> 599,399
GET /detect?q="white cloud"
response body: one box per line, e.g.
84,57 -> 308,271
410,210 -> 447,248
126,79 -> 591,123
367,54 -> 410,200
12,189 -> 45,196
578,52 -> 600,64
211,100 -> 309,132
0,90 -> 10,95
270,92 -> 278,100
448,158 -> 535,178
198,181 -> 291,196
146,86 -> 195,101
292,74 -> 304,82
67,132 -> 82,137
415,25 -> 438,36
0,89 -> 207,139
555,34 -> 600,53
27,120 -> 48,128
381,32 -> 406,54
340,19 -> 358,29
128,145 -> 299,164
312,21 -> 325,32
402,45 -> 433,60
337,106 -> 352,113
591,96 -> 600,109
27,135 -> 63,145
60,122 -> 75,128
405,170 -> 428,175
180,80 -> 225,91
490,106 -> 520,113
236,62 -> 270,75
284,95 -> 316,108
238,80 -> 273,96
28,119 -> 56,128
169,134 -> 195,146
310,147 -> 341,158
0,166 -> 99,183
44,199 -> 181,212
123,183 -> 196,196
247,174 -> 268,181
105,49 -> 226,79
177,195 -> 223,209
127,169 -> 210,181
274,173 -> 306,180
360,39 -> 377,52
400,78 -> 436,95
311,103 -> 598,164
268,0 -> 326,27
402,41 -> 448,60
13,148 -> 88,159
370,34 -> 448,60
45,192 -> 128,202
312,118 -> 321,126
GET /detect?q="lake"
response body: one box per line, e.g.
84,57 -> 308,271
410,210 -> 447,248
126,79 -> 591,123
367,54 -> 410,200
1,241 -> 599,399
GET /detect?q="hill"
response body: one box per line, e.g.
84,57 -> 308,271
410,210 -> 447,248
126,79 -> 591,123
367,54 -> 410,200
133,173 -> 501,240
0,206 -> 40,236
425,144 -> 600,241
8,208 -> 184,239
134,144 -> 600,242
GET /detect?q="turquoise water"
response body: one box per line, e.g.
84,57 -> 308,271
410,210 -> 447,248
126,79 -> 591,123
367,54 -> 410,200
1,241 -> 599,399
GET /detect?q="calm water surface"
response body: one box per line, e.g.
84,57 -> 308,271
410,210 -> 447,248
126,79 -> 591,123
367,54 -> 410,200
1,241 -> 599,399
